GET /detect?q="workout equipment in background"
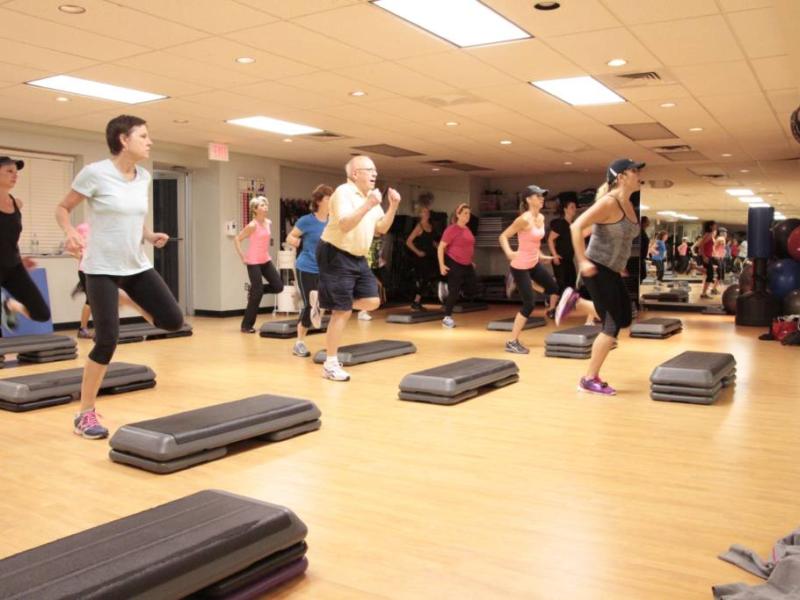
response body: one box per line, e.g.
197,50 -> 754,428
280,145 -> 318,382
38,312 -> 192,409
787,223 -> 800,262
387,309 -> 445,324
737,206 -> 781,326
772,218 -> 800,259
313,339 -> 416,366
722,285 -> 740,315
783,289 -> 800,315
767,258 -> 800,301
545,325 -> 601,359
110,395 -> 321,473
641,289 -> 689,303
0,334 -> 77,368
0,363 -> 155,412
738,261 -> 754,293
260,316 -> 329,338
650,351 -> 736,405
117,321 -> 193,344
630,317 -> 683,339
486,316 -> 545,331
398,357 -> 519,405
0,490 -> 309,599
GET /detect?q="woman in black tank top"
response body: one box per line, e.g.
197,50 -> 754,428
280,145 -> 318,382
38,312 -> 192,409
406,203 -> 440,310
0,156 -> 51,330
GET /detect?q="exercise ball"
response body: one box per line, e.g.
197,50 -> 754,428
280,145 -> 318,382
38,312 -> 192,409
772,218 -> 800,258
787,224 -> 800,262
739,261 -> 754,293
722,284 -> 740,315
784,288 -> 800,315
767,258 -> 800,300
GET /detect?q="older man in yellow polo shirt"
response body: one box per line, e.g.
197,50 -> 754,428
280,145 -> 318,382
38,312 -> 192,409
311,154 -> 401,381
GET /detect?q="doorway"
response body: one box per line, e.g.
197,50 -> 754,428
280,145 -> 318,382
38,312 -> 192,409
153,169 -> 192,315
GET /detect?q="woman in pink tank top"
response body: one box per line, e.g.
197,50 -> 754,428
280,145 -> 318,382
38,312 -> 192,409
234,196 -> 284,333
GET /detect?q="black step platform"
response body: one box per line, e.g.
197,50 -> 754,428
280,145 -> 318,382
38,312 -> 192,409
399,357 -> 519,405
650,351 -> 736,405
630,317 -> 683,339
452,302 -> 489,313
0,334 -> 77,368
0,362 -> 156,412
313,339 -> 416,366
642,289 -> 689,303
118,322 -> 193,343
110,394 -> 321,474
386,309 -> 445,324
0,490 -> 308,600
260,316 -> 330,338
544,325 -> 601,359
487,316 -> 546,331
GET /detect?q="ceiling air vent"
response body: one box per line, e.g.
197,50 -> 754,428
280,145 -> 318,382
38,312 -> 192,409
618,71 -> 661,81
352,144 -> 424,157
306,131 -> 349,142
425,159 -> 490,172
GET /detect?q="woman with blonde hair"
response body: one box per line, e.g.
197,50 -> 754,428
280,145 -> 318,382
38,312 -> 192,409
234,195 -> 284,333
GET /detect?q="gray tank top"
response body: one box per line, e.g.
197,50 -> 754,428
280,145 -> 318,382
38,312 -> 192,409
586,197 -> 639,273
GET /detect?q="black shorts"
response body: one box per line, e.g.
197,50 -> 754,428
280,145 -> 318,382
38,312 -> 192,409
317,241 -> 379,311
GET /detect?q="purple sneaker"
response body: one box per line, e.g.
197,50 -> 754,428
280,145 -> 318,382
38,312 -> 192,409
555,287 -> 579,326
578,376 -> 617,396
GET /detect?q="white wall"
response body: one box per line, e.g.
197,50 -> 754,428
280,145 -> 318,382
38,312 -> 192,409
280,165 -> 340,199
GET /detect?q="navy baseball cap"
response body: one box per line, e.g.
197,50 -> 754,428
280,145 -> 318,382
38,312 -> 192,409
0,156 -> 24,170
607,158 -> 644,183
521,185 -> 549,198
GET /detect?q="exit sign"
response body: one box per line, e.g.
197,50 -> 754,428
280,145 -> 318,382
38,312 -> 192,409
208,142 -> 229,162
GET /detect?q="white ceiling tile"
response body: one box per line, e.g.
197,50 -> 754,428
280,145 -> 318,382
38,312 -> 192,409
3,0 -> 207,49
466,39 -> 584,81
726,8 -> 787,59
600,0 -> 719,25
718,0 -> 774,12
0,62 -> 49,86
334,62 -> 456,99
231,81 -> 348,110
765,89 -> 800,114
672,61 -> 761,96
545,28 -> 662,75
483,0 -> 621,37
234,0 -> 365,19
398,52 -> 517,90
0,39 -> 96,73
577,102 -> 653,125
116,53 -> 260,89
751,56 -> 796,91
0,84 -> 119,117
68,64 -> 209,99
231,21 -> 381,70
620,84 -> 693,103
472,83 -> 570,115
110,0 -> 279,34
632,15 -> 744,66
277,71 -> 396,103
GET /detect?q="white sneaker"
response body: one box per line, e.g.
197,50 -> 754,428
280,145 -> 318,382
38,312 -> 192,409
442,316 -> 455,328
309,290 -> 322,329
357,310 -> 372,321
323,358 -> 350,381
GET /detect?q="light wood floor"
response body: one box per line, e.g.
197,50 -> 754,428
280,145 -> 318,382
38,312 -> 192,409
0,306 -> 797,599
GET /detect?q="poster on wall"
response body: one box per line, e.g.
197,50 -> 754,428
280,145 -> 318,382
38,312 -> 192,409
238,177 -> 266,228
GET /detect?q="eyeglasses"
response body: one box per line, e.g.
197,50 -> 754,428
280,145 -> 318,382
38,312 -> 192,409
355,167 -> 378,174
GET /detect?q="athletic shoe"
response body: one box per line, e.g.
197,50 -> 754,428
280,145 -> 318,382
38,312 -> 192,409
700,293 -> 711,299
323,358 -> 350,382
554,287 -> 579,326
437,281 -> 449,304
357,310 -> 372,321
77,327 -> 93,339
442,316 -> 455,328
505,339 -> 529,354
309,290 -> 322,329
505,270 -> 517,299
1,298 -> 17,331
73,409 -> 109,439
577,376 -> 617,396
241,327 -> 256,334
292,340 -> 310,357
410,302 -> 425,311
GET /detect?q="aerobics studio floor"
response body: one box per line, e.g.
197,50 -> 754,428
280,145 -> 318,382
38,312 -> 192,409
0,306 -> 797,600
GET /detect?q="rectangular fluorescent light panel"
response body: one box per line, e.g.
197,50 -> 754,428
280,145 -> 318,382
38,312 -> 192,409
226,116 -> 322,136
26,75 -> 166,104
740,196 -> 763,203
530,76 -> 625,106
726,188 -> 753,196
372,0 -> 530,48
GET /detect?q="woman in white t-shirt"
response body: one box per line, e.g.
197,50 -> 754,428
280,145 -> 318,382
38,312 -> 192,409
56,115 -> 184,440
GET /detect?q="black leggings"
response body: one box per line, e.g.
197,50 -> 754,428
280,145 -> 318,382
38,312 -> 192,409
295,269 -> 319,329
702,256 -> 719,284
552,257 -> 577,294
582,261 -> 631,338
86,269 -> 184,364
511,263 -> 559,318
444,255 -> 479,317
413,256 -> 439,297
654,259 -> 665,281
0,263 -> 50,322
242,261 -> 284,329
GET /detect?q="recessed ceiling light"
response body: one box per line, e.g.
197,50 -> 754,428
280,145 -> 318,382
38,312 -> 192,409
350,90 -> 367,97
659,102 -> 676,108
726,188 -> 754,196
283,138 -> 293,143
445,121 -> 459,127
172,119 -> 189,124
500,139 -> 512,145
640,204 -> 650,210
235,57 -> 256,64
688,127 -> 704,132
563,161 -> 573,165
373,0 -> 531,48
226,116 -> 323,136
58,4 -> 86,14
531,76 -> 625,106
740,169 -> 750,173
55,96 -> 70,102
432,167 -> 440,172
26,75 -> 167,104
721,153 -> 733,157
534,2 -> 561,10
607,58 -> 627,67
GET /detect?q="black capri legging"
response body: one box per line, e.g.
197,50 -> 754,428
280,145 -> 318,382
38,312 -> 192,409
86,269 -> 184,365
444,255 -> 479,317
552,257 -> 577,294
511,263 -> 559,318
0,263 -> 50,322
702,256 -> 718,284
242,261 -> 284,330
582,261 -> 632,339
295,269 -> 319,329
